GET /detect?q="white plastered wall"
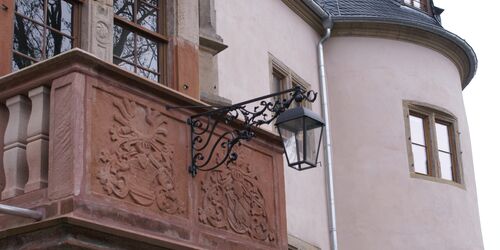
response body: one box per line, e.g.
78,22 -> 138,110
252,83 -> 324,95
214,0 -> 331,249
325,36 -> 483,250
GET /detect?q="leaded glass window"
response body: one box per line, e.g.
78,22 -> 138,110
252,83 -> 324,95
12,0 -> 77,70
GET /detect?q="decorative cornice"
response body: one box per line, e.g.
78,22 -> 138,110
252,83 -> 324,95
282,0 -> 323,33
199,35 -> 228,55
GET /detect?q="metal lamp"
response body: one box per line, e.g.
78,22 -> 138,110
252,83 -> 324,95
275,107 -> 324,170
170,86 -> 323,177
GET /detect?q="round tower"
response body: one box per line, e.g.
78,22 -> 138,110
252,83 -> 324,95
319,0 -> 483,249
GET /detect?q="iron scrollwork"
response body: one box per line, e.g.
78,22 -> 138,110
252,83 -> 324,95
187,86 -> 317,177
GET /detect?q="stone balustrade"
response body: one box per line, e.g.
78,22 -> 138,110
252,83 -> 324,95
0,87 -> 50,200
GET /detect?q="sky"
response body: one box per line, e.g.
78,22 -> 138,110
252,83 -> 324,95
435,0 -> 500,249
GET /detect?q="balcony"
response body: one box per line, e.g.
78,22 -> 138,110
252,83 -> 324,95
0,49 -> 287,249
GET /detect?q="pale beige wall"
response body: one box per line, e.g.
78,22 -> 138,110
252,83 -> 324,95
214,0 -> 331,249
325,36 -> 483,250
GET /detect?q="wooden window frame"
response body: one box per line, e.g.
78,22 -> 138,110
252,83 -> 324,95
2,0 -> 81,74
403,101 -> 464,187
113,0 -> 168,84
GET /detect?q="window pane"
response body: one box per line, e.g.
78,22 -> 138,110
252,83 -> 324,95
47,0 -> 73,36
271,73 -> 284,105
46,32 -> 72,57
114,58 -> 135,73
138,2 -> 158,32
113,25 -> 135,62
412,144 -> 427,174
114,0 -> 134,21
136,35 -> 158,73
305,126 -> 320,164
13,17 -> 44,60
439,152 -> 453,180
436,122 -> 451,152
12,53 -> 34,70
142,0 -> 158,7
295,130 -> 304,162
282,130 -> 297,164
409,115 -> 425,145
280,118 -> 304,164
12,56 -> 18,71
272,74 -> 281,93
138,69 -> 158,82
15,0 -> 44,24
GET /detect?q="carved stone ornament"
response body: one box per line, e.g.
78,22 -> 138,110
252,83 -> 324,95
198,147 -> 276,242
95,21 -> 109,44
97,97 -> 184,214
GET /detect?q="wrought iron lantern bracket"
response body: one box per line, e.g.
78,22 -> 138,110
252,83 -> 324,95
187,86 -> 317,177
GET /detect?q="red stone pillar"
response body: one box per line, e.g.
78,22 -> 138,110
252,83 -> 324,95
0,0 -> 14,76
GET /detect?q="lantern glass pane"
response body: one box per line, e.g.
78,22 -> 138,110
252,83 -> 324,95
296,129 -> 304,163
305,126 -> 321,164
279,118 -> 305,165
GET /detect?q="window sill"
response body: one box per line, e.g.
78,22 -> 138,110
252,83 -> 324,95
409,172 -> 466,190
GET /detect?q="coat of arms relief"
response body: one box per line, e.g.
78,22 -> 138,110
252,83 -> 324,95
198,147 -> 276,243
96,97 -> 184,215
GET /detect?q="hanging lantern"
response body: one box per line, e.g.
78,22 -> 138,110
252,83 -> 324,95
275,107 -> 324,170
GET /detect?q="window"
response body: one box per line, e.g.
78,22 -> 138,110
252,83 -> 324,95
12,0 -> 79,71
269,56 -> 310,109
404,102 -> 463,184
403,0 -> 429,12
113,0 -> 167,83
287,234 -> 320,250
269,55 -> 316,166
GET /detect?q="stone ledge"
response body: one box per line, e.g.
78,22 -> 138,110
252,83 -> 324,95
0,216 -> 201,250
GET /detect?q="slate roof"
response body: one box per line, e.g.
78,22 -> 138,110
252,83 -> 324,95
312,0 -> 477,87
313,0 -> 442,28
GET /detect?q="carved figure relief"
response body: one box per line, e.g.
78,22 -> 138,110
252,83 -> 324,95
198,147 -> 275,242
97,97 -> 184,215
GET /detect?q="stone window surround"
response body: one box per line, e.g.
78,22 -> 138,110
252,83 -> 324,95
287,234 -> 320,250
268,54 -> 312,134
268,53 -> 312,104
403,100 -> 465,188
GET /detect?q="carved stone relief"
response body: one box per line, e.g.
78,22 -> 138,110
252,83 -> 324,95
96,97 -> 184,215
95,21 -> 110,44
80,0 -> 113,62
198,147 -> 276,242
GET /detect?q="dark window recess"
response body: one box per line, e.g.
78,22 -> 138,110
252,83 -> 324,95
12,0 -> 76,70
